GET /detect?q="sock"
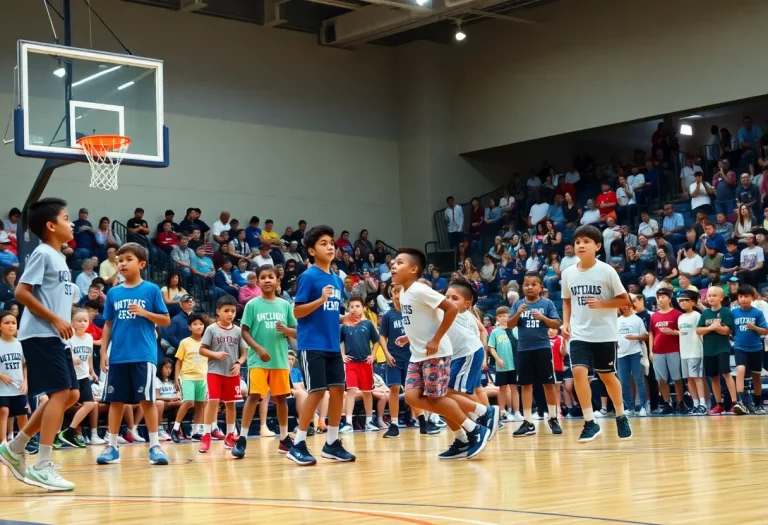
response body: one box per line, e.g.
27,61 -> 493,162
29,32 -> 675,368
294,429 -> 307,444
149,432 -> 159,448
547,405 -> 558,419
615,404 -> 625,417
454,428 -> 468,443
583,407 -> 595,422
279,426 -> 288,440
417,414 -> 427,426
472,404 -> 487,417
131,426 -> 138,434
523,409 -> 533,422
327,426 -> 339,445
700,398 -> 707,408
36,445 -> 52,466
754,395 -> 762,407
90,429 -> 99,438
109,432 -> 118,448
203,424 -> 211,434
467,412 -> 479,422
460,419 -> 478,432
226,424 -> 235,434
693,399 -> 699,407
173,422 -> 181,431
8,431 -> 31,455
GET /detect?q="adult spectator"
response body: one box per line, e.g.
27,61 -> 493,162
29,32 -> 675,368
562,192 -> 581,230
739,232 -> 764,287
615,175 -> 638,226
651,122 -> 665,149
499,187 -> 515,225
736,172 -> 760,218
698,221 -> 726,256
3,208 -> 20,235
487,236 -> 506,262
655,246 -> 678,282
214,259 -> 240,298
620,224 -> 638,248
636,234 -> 656,269
677,243 -> 704,287
700,241 -> 723,287
354,229 -> 374,257
689,170 -> 715,216
652,232 -> 675,260
99,245 -> 123,286
560,244 -> 579,271
260,219 -> 280,252
581,199 -> 600,226
291,220 -> 307,245
734,204 -> 754,244
238,272 -> 262,308
371,240 -> 388,265
161,272 -> 188,311
191,244 -> 216,283
75,259 -> 98,296
254,244 -> 274,268
638,211 -> 659,245
469,198 -> 484,254
0,268 -> 16,308
443,196 -> 465,248
155,210 -> 180,240
643,160 -> 660,201
187,229 -> 203,251
179,207 -> 210,237
738,116 -> 762,155
171,236 -> 195,283
0,232 -> 19,270
714,212 -> 734,239
156,221 -> 179,254
126,207 -> 150,239
564,163 -> 581,185
707,125 -> 721,162
527,195 -> 549,232
660,203 -> 686,246
210,210 -> 231,251
627,165 -> 646,205
283,240 -> 303,264
548,194 -> 566,230
228,229 -> 254,264
161,294 -> 195,353
602,217 -> 621,259
245,216 -> 262,248
95,216 -> 121,253
596,181 -> 617,222
711,159 -> 737,217
336,230 -> 352,253
72,208 -> 96,260
679,155 -> 702,196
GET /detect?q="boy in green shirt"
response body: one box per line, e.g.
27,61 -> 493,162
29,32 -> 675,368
695,286 -> 737,415
488,307 -> 520,422
234,265 -> 297,458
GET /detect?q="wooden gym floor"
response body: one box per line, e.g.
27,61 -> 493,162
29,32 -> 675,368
1,416 -> 767,525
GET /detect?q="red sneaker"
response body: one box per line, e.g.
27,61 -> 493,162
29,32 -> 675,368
729,405 -> 738,414
224,432 -> 237,449
198,433 -> 211,453
211,428 -> 226,441
709,405 -> 725,415
122,431 -> 135,443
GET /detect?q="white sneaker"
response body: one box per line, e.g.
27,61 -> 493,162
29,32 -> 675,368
260,426 -> 276,437
339,423 -> 353,434
513,412 -> 524,422
365,421 -> 380,432
90,433 -> 106,446
105,432 -> 130,445
25,462 -> 74,491
595,408 -> 608,418
637,407 -> 648,417
130,430 -> 146,443
158,428 -> 172,442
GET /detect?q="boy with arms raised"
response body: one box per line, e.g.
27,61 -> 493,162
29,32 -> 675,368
234,265 -> 297,458
696,287 -> 738,414
730,284 -> 768,414
561,225 -> 632,443
96,243 -> 171,466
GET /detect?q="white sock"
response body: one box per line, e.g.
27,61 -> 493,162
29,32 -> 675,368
583,407 -> 595,422
279,426 -> 288,440
523,409 -> 533,422
294,429 -> 307,444
131,426 -> 138,434
149,432 -> 159,448
327,426 -> 339,444
109,432 -> 119,448
212,423 -> 219,431
472,404 -> 487,417
226,424 -> 235,434
203,424 -> 211,434
461,419 -> 477,432
467,412 -> 479,422
8,431 -> 31,455
693,399 -> 699,407
548,405 -> 558,419
615,404 -> 625,417
36,445 -> 52,467
91,429 -> 99,438
454,428 -> 468,442
699,398 -> 707,408
173,422 -> 181,431
197,424 -> 204,434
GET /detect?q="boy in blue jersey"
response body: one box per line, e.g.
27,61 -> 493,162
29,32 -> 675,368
96,243 -> 171,466
731,284 -> 768,415
508,271 -> 562,437
287,225 -> 358,467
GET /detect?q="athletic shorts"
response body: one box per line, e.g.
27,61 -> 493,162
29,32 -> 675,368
405,357 -> 451,398
0,395 -> 28,417
555,371 -> 565,383
681,358 -> 703,379
77,377 -> 94,403
704,353 -> 731,377
448,348 -> 484,394
385,360 -> 408,388
735,350 -> 763,374
298,351 -> 346,394
495,370 -> 517,386
345,362 -> 374,392
561,367 -> 573,380
207,373 -> 240,402
516,348 -> 556,385
103,362 -> 157,404
181,379 -> 207,402
654,353 -> 682,382
22,337 -> 79,397
570,340 -> 617,374
248,368 -> 291,397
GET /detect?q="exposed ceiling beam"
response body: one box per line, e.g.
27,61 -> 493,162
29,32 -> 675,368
466,8 -> 537,24
359,0 -> 432,13
306,0 -> 361,9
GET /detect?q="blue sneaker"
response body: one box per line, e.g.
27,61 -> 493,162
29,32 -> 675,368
96,445 -> 120,465
287,441 -> 317,466
321,439 -> 356,462
437,439 -> 470,460
149,445 -> 168,465
578,420 -> 602,443
466,425 -> 491,459
231,436 -> 247,459
476,406 -> 500,440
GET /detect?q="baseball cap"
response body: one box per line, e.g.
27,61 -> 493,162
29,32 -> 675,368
0,231 -> 9,244
259,244 -> 270,251
79,208 -> 88,214
179,294 -> 195,302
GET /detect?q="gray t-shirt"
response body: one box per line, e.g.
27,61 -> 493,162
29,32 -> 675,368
201,323 -> 245,377
18,244 -> 75,341
0,339 -> 25,397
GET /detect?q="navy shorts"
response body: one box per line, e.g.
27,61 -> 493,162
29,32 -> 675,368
385,360 -> 409,388
448,348 -> 484,394
0,395 -> 29,417
102,362 -> 157,404
299,351 -> 345,394
495,370 -> 517,386
22,337 -> 78,397
570,340 -> 618,374
77,377 -> 94,403
735,350 -> 762,374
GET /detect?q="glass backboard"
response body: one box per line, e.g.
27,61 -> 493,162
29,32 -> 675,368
14,40 -> 168,167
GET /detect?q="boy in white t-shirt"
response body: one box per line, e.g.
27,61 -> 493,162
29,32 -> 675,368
616,305 -> 648,417
676,291 -> 706,414
561,225 -> 632,443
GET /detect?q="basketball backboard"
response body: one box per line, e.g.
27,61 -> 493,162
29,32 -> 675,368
14,40 -> 169,167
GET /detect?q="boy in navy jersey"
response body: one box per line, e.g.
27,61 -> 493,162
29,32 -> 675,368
730,284 -> 768,414
287,226 -> 357,467
96,243 -> 171,466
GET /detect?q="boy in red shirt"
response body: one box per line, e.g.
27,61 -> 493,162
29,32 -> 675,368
549,328 -> 567,417
595,182 -> 617,221
648,288 -> 685,415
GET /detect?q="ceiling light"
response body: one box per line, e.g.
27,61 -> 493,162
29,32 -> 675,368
117,81 -> 135,91
71,65 -> 122,88
53,67 -> 66,78
680,124 -> 693,136
415,0 -> 428,5
680,114 -> 703,120
455,21 -> 466,41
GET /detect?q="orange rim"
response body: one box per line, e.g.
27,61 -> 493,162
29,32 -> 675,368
77,135 -> 132,154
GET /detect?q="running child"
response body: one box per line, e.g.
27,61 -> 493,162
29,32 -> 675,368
649,289 -> 685,414
696,287 -> 738,414
198,295 -> 247,453
0,312 -> 28,445
561,225 -> 632,443
171,313 -> 208,443
488,307 -> 520,421
235,264 -> 297,458
0,198 -> 80,491
508,272 -> 562,437
676,291 -> 707,414
730,284 -> 768,415
96,242 -> 171,466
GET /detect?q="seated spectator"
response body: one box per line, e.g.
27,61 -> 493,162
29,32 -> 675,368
155,221 -> 179,254
281,226 -> 295,247
99,245 -> 123,286
606,238 -> 625,274
698,221 -> 726,256
214,259 -> 240,297
542,252 -> 561,292
171,235 -> 195,283
621,246 -> 642,287
77,284 -> 104,309
161,271 -> 188,315
0,232 -> 19,271
155,210 -> 180,240
677,243 -> 704,287
363,253 -> 378,276
335,229 -> 352,254
212,242 -> 231,270
94,216 -> 122,258
736,172 -> 761,219
560,243 -> 579,271
684,227 -> 700,252
680,155 -> 702,196
488,236 -> 507,262
616,175 -> 638,226
352,246 -> 366,269
562,192 -> 581,230
233,258 -> 252,287
238,272 -> 262,307
253,244 -> 274,268
642,271 -> 661,300
739,232 -> 764,288
2,208 -> 20,236
541,219 -> 562,255
244,216 -> 262,249
0,267 -> 16,308
126,207 -> 151,240
460,257 -> 481,286
734,204 -> 754,243
191,244 -> 216,283
719,238 -> 740,282
182,208 -> 211,237
564,163 -> 581,185
527,195 -> 550,232
284,241 -> 303,264
602,217 -> 621,259
372,240 -> 388,265
596,181 -> 618,222
548,195 -> 566,229
499,187 -> 516,224
335,249 -> 349,273
655,246 -> 678,282
515,247 -> 539,284
479,255 -> 498,292
555,178 -> 576,201
354,229 -> 374,257
360,269 -> 378,296
73,208 -> 96,260
75,259 -> 97,296
687,171 -> 714,216
522,230 -> 542,258
701,242 -> 723,287
713,213 -> 734,240
160,294 -> 195,354
638,211 -> 659,246
228,228 -> 253,264
675,273 -> 698,295
660,203 -> 686,246
498,251 -> 516,282
619,224 -> 638,249
580,199 -> 600,226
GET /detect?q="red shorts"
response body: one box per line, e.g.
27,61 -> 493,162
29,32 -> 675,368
207,373 -> 240,402
345,362 -> 374,392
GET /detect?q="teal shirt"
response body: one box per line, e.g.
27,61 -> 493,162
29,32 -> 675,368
489,327 -> 515,372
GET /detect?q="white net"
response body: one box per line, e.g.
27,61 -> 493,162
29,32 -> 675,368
77,136 -> 132,191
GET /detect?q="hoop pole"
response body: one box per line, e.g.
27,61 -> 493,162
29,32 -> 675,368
64,0 -> 72,148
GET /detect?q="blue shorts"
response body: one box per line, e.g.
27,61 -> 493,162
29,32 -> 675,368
385,360 -> 409,388
102,362 -> 157,404
22,337 -> 79,397
448,348 -> 484,394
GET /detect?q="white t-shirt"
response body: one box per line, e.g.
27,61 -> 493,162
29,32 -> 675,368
254,254 -> 274,268
740,246 -> 764,270
561,259 -> 627,343
529,203 -> 550,225
399,281 -> 452,363
565,171 -> 581,184
0,339 -> 24,396
642,280 -> 660,299
560,255 -> 579,271
680,165 -> 702,189
678,254 -> 704,275
628,173 -> 645,191
689,181 -> 712,209
69,333 -> 93,380
525,257 -> 540,273
581,209 -> 600,225
602,226 -> 620,258
154,377 -> 178,400
617,314 -> 647,358
447,310 -> 483,359
677,311 -> 702,359
499,196 -> 515,210
211,220 -> 231,239
2,220 -> 17,234
638,219 -> 659,245
616,187 -> 635,206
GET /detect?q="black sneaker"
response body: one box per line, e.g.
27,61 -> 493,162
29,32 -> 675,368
57,427 -> 79,448
191,433 -> 203,442
307,424 -> 316,437
466,425 -> 491,459
437,438 -> 470,460
287,441 -> 317,466
170,429 -> 181,444
512,421 -> 536,437
419,421 -> 428,435
746,403 -> 757,415
278,436 -> 294,454
677,403 -> 690,415
476,406 -> 500,440
578,420 -> 602,443
425,422 -> 441,435
383,424 -> 400,439
231,436 -> 247,459
547,418 -> 562,435
733,401 -> 748,415
616,415 -> 632,440
659,404 -> 674,415
321,439 -> 356,462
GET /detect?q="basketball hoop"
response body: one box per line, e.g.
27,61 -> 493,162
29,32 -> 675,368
77,135 -> 132,191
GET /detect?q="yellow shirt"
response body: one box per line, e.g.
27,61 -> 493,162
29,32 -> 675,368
363,308 -> 385,363
99,259 -> 118,281
175,337 -> 207,381
260,230 -> 280,246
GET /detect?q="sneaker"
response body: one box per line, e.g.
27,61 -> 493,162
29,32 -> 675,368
365,421 -> 380,432
0,442 -> 28,482
57,428 -> 79,448
82,434 -> 90,446
547,418 -> 563,435
307,424 -> 316,437
25,442 -> 39,455
677,403 -> 690,415
512,421 -> 536,437
232,436 -> 247,459
259,426 -> 276,438
73,434 -> 87,448
383,424 -> 400,439
198,433 -> 211,453
52,435 -> 63,449
96,445 -> 121,465
129,429 -> 146,443
512,412 -> 524,422
595,408 -> 608,418
616,415 -> 632,440
696,405 -> 708,415
90,433 -> 106,446
659,404 -> 674,415
170,429 -> 182,444
278,436 -> 294,454
533,413 -> 545,420
733,402 -> 748,415
564,409 -> 576,419
339,423 -> 353,434
434,416 -> 447,428
747,403 -> 757,415
437,438 -> 470,460
729,405 -> 738,414
315,426 -> 327,434
321,439 -> 356,462
24,462 -> 75,491
709,404 -> 726,415
500,411 -> 510,422
109,432 -> 130,445
754,405 -> 766,415
426,422 -> 441,435
211,428 -> 226,440
476,406 -> 500,440
578,420 -> 602,443
287,441 -> 317,466
224,432 -> 237,449
148,445 -> 169,465
191,433 -> 203,442
637,407 -> 648,417
158,428 -> 172,442
466,425 -> 491,459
